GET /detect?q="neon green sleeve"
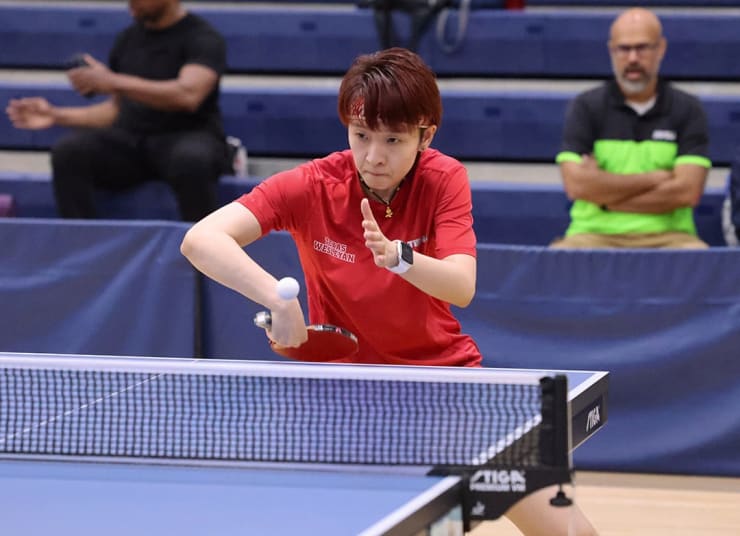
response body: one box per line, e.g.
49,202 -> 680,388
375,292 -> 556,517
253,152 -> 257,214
555,151 -> 582,164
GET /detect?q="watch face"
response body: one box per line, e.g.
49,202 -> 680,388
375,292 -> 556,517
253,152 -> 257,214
400,242 -> 413,264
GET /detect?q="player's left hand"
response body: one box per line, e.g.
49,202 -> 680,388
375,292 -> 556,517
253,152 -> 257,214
360,198 -> 398,268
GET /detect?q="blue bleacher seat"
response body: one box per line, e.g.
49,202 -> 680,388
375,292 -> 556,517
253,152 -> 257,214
0,172 -> 255,221
1,5 -> 740,79
0,171 -> 727,246
3,82 -> 739,166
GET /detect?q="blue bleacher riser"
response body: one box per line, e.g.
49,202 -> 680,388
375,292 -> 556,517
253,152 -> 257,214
425,11 -> 740,80
0,172 -> 727,247
3,83 -> 740,166
1,5 -> 740,79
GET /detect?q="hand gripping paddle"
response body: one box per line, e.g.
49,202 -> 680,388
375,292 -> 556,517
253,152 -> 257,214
253,278 -> 359,361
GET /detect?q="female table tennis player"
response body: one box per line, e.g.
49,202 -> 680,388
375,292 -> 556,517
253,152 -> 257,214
180,47 -> 597,536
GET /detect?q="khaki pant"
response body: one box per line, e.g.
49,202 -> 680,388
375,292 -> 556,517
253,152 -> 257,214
550,232 -> 709,249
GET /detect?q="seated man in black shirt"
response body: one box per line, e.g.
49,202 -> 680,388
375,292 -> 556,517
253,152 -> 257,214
5,0 -> 228,221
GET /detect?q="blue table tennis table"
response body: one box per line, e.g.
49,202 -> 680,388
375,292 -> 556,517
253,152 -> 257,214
0,353 -> 608,536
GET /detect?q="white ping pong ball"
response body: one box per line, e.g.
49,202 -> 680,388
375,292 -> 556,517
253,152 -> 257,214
276,277 -> 300,300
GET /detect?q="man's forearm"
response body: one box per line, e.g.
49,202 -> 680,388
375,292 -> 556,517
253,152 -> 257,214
53,99 -> 118,129
608,176 -> 703,213
561,161 -> 671,205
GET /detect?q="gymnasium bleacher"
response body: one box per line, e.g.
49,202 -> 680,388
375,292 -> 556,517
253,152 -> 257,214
2,78 -> 740,164
3,4 -> 740,78
1,2 -> 738,218
1,1 -> 740,477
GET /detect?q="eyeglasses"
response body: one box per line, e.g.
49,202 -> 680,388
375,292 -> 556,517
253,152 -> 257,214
610,42 -> 659,57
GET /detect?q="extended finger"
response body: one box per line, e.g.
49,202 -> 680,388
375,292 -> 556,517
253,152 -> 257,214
360,198 -> 378,226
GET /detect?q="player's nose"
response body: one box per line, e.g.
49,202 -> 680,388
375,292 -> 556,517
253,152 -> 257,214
365,142 -> 385,165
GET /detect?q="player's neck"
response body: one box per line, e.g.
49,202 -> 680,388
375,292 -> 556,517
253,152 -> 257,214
358,175 -> 403,218
359,176 -> 401,203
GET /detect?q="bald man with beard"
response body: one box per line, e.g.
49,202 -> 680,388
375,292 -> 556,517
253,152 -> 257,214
552,8 -> 711,249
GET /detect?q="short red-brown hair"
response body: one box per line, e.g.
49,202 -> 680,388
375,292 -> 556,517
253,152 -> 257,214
337,47 -> 442,131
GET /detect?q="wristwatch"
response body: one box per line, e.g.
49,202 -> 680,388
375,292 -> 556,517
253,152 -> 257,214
386,240 -> 413,274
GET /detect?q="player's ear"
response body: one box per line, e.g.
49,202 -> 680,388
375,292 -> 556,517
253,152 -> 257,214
419,125 -> 437,152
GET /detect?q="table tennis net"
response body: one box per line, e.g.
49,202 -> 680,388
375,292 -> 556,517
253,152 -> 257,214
0,356 -> 563,468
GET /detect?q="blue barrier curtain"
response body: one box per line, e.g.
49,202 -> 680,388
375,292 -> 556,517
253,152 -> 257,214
457,245 -> 740,475
0,219 -> 197,357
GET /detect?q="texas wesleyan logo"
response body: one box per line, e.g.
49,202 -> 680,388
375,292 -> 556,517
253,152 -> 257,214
313,235 -> 427,263
314,236 -> 355,263
469,469 -> 526,493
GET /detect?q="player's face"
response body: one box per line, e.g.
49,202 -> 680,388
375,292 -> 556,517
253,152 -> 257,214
349,121 -> 435,198
608,24 -> 665,96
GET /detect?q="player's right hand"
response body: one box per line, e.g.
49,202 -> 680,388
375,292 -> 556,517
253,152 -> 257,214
266,299 -> 308,349
5,97 -> 55,130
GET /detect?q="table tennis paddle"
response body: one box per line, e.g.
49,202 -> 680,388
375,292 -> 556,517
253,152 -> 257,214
253,278 -> 359,362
